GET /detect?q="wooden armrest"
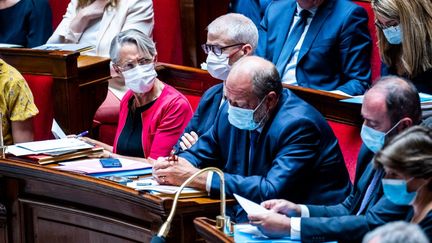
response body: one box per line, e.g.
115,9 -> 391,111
194,217 -> 234,243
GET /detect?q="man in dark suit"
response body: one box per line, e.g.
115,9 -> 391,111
257,0 -> 371,95
248,76 -> 422,242
154,56 -> 351,222
176,13 -> 258,150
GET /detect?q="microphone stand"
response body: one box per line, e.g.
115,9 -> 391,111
151,167 -> 229,243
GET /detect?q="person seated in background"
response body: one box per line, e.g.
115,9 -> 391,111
154,56 -> 351,222
229,0 -> 270,28
0,59 -> 38,145
374,125 -> 432,239
372,0 -> 432,94
0,0 -> 52,47
47,0 -> 153,57
248,76 -> 421,242
176,13 -> 258,150
257,0 -> 371,96
82,30 -> 193,162
53,0 -> 154,145
363,221 -> 429,243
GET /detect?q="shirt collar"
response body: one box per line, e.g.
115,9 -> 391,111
296,3 -> 318,17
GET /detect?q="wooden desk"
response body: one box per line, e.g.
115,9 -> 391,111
0,159 -> 226,242
194,217 -> 234,243
0,48 -> 110,135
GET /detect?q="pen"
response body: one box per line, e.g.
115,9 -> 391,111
169,148 -> 178,163
76,130 -> 89,137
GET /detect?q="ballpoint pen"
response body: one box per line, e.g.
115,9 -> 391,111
76,130 -> 89,138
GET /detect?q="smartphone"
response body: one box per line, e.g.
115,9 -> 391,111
99,158 -> 122,168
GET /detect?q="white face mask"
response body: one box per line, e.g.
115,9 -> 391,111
206,52 -> 231,81
382,25 -> 402,45
122,63 -> 157,94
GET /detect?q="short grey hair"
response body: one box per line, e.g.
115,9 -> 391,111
207,13 -> 258,52
109,29 -> 156,64
362,221 -> 428,243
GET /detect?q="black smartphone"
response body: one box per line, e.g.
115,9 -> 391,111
99,158 -> 122,168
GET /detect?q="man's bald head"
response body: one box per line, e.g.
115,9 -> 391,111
227,56 -> 282,100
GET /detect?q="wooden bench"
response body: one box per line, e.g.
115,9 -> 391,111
0,48 -> 110,138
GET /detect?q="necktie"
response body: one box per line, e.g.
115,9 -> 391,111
276,10 -> 311,71
249,130 -> 259,163
356,168 -> 384,215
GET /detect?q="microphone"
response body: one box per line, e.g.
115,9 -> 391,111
150,167 -> 229,243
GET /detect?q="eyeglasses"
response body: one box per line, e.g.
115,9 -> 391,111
201,43 -> 245,56
375,19 -> 399,30
116,57 -> 153,72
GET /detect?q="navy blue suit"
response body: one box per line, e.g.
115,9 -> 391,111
230,0 -> 271,28
174,83 -> 224,150
179,88 -> 351,221
300,145 -> 409,242
407,209 -> 432,240
257,0 -> 371,95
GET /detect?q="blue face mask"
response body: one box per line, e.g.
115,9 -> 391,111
382,24 -> 402,45
382,178 -> 416,205
360,120 -> 401,153
228,96 -> 267,130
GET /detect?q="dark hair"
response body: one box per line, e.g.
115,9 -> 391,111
374,125 -> 432,178
375,76 -> 421,125
251,64 -> 282,99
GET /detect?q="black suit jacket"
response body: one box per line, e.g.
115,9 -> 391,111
300,145 -> 410,242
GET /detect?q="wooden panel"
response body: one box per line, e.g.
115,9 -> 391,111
0,48 -> 110,135
179,0 -> 229,66
0,159 -> 230,243
284,84 -> 363,127
0,203 -> 7,243
194,217 -> 233,243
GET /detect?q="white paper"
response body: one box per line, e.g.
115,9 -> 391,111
15,138 -> 92,153
51,119 -> 67,139
233,193 -> 269,215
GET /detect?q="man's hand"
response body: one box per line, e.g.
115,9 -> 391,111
179,131 -> 199,150
248,211 -> 291,238
261,199 -> 301,217
153,156 -> 206,189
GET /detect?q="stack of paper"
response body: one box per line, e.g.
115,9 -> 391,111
129,182 -> 207,198
54,158 -> 152,175
7,138 -> 102,165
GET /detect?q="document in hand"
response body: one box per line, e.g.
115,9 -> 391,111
233,194 -> 269,215
55,158 -> 152,175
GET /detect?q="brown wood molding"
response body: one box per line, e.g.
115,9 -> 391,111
194,217 -> 234,243
284,84 -> 363,126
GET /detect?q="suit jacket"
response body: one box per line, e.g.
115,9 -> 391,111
48,0 -> 154,57
407,208 -> 432,240
230,0 -> 271,28
257,0 -> 371,95
174,83 -> 224,150
381,64 -> 432,94
179,88 -> 351,221
300,145 -> 410,242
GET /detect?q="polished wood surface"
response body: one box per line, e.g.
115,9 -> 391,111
0,159 -> 228,243
0,48 -> 110,135
284,84 -> 363,127
156,62 -> 222,96
194,217 -> 234,243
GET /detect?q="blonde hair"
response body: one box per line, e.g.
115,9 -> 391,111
372,0 -> 432,78
77,0 -> 118,9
